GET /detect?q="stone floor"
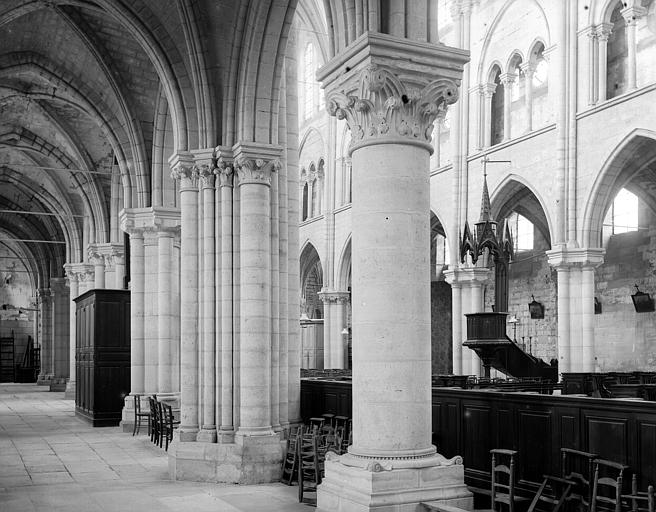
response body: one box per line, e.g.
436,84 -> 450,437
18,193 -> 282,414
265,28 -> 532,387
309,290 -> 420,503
0,383 -> 312,511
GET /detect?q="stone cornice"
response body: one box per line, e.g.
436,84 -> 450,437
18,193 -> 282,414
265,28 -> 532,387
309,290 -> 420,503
443,267 -> 491,286
232,142 -> 283,187
119,207 -> 181,235
63,262 -> 94,283
317,32 -> 468,154
546,247 -> 605,269
317,289 -> 350,304
621,6 -> 646,25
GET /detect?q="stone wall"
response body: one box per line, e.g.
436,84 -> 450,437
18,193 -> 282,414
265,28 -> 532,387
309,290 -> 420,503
594,219 -> 656,371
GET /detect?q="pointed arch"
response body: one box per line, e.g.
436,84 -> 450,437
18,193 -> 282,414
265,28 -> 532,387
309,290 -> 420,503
490,174 -> 554,247
337,236 -> 352,292
582,129 -> 656,247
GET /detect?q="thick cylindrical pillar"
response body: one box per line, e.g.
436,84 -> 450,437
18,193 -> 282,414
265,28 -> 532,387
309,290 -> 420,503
218,163 -> 234,439
129,232 -> 145,395
157,231 -> 174,394
171,157 -> 200,441
198,170 -> 217,443
349,142 -> 433,458
236,159 -> 274,436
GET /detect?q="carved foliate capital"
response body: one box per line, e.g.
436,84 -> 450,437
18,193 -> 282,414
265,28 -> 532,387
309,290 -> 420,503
326,64 -> 459,153
595,23 -> 613,42
234,157 -> 281,186
198,163 -> 216,189
170,152 -> 199,191
317,32 -> 467,155
216,157 -> 235,188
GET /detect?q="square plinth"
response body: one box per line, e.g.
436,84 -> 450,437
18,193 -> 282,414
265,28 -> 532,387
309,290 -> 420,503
317,457 -> 473,512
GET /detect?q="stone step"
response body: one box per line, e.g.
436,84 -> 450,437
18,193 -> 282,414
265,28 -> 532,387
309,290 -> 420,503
421,502 -> 473,512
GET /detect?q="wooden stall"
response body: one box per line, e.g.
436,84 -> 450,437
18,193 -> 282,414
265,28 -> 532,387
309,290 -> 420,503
75,289 -> 130,427
301,379 -> 656,492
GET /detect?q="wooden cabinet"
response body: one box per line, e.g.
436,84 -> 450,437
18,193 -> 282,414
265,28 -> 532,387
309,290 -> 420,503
74,289 -> 130,426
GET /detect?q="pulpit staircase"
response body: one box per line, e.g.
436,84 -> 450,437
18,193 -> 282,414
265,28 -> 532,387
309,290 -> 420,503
463,313 -> 557,382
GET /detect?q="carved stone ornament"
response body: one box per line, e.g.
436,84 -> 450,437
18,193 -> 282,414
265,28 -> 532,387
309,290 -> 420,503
234,156 -> 281,186
365,460 -> 393,472
215,157 -> 235,188
198,160 -> 216,189
170,162 -> 199,190
326,64 -> 459,153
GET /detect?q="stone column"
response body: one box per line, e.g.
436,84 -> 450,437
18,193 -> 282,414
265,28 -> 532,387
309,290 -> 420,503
170,153 -> 200,441
217,155 -> 235,442
63,267 -> 79,399
581,27 -> 598,105
596,23 -> 612,102
317,32 -> 470,512
554,266 -> 571,373
120,219 -> 145,397
143,231 -> 158,395
500,72 -> 515,141
49,277 -> 69,391
233,142 -> 281,437
444,267 -> 490,377
157,226 -> 178,398
482,82 -> 497,148
547,248 -> 605,376
318,290 -> 350,369
88,246 -> 105,289
36,288 -> 53,385
197,156 -> 217,443
621,7 -> 645,91
519,63 -> 534,131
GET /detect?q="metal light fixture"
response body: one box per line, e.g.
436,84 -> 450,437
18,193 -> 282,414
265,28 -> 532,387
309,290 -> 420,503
631,284 -> 654,313
528,295 -> 544,319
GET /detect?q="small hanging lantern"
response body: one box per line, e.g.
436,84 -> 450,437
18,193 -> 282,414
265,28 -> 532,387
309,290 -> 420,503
528,295 -> 544,319
631,284 -> 654,313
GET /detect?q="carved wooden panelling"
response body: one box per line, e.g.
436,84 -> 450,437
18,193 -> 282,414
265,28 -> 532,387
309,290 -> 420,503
586,416 -> 628,464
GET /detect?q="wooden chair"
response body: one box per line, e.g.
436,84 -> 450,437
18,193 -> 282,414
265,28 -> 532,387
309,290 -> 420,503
490,449 -> 530,512
148,396 -> 160,446
561,448 -> 598,512
622,478 -> 655,512
160,402 -> 179,451
527,475 -> 574,512
297,433 -> 321,503
132,394 -> 151,436
590,458 -> 629,512
281,426 -> 300,485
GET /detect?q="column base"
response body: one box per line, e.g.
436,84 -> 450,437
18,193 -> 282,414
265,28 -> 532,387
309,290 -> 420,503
49,377 -> 67,392
317,452 -> 473,512
36,374 -> 53,386
64,379 -> 75,400
197,428 -> 218,443
218,428 -> 235,443
168,433 -> 284,484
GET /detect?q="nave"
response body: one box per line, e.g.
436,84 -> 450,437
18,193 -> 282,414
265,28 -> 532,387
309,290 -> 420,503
0,383 -> 306,512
